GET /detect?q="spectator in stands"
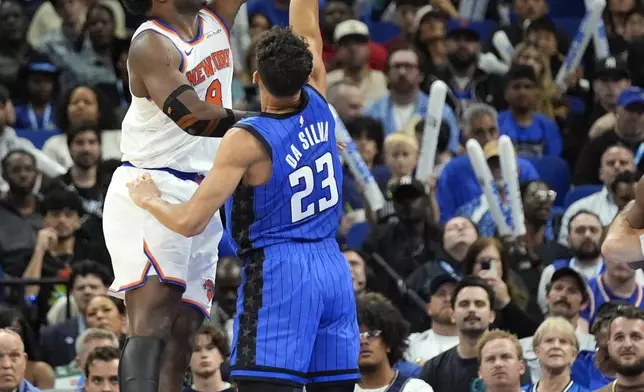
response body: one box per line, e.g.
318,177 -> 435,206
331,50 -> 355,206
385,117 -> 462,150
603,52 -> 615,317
211,257 -> 241,345
51,124 -> 104,218
248,13 -> 271,40
436,103 -> 539,225
442,22 -> 502,109
83,346 -> 120,392
327,20 -> 388,106
343,248 -> 369,296
565,57 -> 631,165
561,146 -> 636,243
611,170 -> 638,211
13,56 -> 58,131
0,305 -> 55,389
84,295 -> 126,345
42,84 -> 117,168
40,260 -> 111,367
487,0 -> 569,60
0,328 -> 41,392
589,304 -> 618,389
413,6 -> 448,80
0,89 -> 65,194
477,330 -> 526,392
356,293 -> 434,392
327,80 -> 364,123
184,323 -> 233,392
596,306 -> 644,392
583,258 -> 644,324
538,211 -> 604,313
498,65 -> 562,157
22,188 -> 109,326
520,180 -> 569,265
525,16 -> 565,77
0,1 -> 35,99
573,87 -> 644,185
54,328 -> 119,389
511,42 -> 560,120
461,238 -> 541,337
363,176 -> 441,303
406,216 -> 478,297
522,269 -> 596,383
420,278 -> 496,392
604,0 -> 639,38
320,0 -> 387,72
382,133 -> 419,194
522,318 -> 591,392
406,274 -> 459,365
0,150 -> 43,276
27,0 -> 86,48
363,43 -> 459,137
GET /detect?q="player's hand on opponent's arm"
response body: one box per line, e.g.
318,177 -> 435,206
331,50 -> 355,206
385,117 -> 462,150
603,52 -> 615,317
127,173 -> 162,209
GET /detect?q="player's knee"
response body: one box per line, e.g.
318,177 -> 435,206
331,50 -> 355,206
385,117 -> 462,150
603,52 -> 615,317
306,381 -> 357,392
119,336 -> 165,392
236,380 -> 303,392
171,304 -> 205,341
125,281 -> 184,337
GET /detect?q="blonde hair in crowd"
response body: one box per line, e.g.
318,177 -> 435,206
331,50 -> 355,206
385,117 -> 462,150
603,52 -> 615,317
532,317 -> 579,352
477,329 -> 524,361
383,132 -> 419,153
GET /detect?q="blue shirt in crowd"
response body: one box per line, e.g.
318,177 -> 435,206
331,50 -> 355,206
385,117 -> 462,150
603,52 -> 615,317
498,110 -> 563,157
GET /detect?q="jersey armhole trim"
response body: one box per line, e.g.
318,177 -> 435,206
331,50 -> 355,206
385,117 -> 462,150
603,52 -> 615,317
235,123 -> 273,161
202,6 -> 232,41
305,83 -> 328,104
132,29 -> 187,73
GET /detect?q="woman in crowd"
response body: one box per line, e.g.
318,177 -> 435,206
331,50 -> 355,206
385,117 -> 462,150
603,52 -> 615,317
84,294 -> 127,348
0,305 -> 55,389
42,83 -> 117,168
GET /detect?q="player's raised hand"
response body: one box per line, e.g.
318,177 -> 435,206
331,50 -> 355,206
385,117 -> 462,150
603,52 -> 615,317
127,173 -> 161,208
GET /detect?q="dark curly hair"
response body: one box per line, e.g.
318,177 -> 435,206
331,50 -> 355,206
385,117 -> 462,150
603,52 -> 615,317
356,292 -> 410,366
85,346 -> 121,377
0,305 -> 41,361
255,26 -> 313,98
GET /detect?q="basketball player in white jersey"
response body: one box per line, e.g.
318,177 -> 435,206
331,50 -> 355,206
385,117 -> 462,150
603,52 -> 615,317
101,0 -> 250,391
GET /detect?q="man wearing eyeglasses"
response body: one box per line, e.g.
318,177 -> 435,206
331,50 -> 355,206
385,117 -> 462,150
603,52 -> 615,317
355,293 -> 434,392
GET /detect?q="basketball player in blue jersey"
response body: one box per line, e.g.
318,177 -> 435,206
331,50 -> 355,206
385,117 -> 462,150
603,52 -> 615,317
107,0 -> 251,390
126,0 -> 360,390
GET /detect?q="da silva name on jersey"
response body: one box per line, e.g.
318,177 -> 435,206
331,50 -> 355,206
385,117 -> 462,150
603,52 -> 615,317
285,117 -> 330,169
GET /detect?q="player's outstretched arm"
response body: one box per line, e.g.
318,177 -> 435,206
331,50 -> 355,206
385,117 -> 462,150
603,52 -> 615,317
603,200 -> 644,263
289,0 -> 326,96
129,31 -> 254,138
127,127 -> 265,237
208,0 -> 247,29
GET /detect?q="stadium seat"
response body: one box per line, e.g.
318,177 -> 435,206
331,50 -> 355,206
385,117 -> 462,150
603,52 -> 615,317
446,19 -> 498,43
15,129 -> 62,149
564,185 -> 603,208
524,156 -> 571,207
346,221 -> 370,249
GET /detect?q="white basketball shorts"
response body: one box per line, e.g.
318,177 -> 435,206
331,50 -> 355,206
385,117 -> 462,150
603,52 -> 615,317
103,165 -> 223,318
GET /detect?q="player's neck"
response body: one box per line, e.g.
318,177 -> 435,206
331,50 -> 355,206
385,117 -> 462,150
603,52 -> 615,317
617,371 -> 644,388
538,367 -> 571,392
71,165 -> 97,187
192,371 -> 225,392
261,92 -> 302,114
157,13 -> 201,41
359,363 -> 396,389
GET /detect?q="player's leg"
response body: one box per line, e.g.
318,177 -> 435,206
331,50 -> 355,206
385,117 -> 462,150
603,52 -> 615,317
306,250 -> 360,392
230,249 -> 321,391
104,167 -> 194,392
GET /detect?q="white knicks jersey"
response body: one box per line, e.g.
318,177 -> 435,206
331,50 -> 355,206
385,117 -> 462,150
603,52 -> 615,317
121,8 -> 233,174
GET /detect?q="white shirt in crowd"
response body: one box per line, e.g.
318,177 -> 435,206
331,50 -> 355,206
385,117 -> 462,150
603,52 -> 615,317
405,329 -> 459,365
557,188 -> 618,246
355,378 -> 434,392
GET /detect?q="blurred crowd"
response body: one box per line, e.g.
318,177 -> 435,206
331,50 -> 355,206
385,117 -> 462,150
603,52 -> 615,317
3,0 -> 644,391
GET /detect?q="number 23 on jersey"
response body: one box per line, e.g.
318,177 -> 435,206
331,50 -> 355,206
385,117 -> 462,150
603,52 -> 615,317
289,152 -> 339,223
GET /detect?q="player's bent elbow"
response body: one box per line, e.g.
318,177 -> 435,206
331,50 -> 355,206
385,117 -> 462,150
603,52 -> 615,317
176,219 -> 207,238
602,235 -> 638,263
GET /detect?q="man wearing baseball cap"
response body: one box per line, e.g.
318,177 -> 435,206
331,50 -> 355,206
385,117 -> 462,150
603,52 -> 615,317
520,268 -> 597,384
566,56 -> 631,166
327,19 -> 388,106
574,86 -> 644,185
405,274 -> 459,365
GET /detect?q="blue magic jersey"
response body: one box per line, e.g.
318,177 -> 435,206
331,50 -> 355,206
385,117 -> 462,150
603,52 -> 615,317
225,85 -> 342,256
